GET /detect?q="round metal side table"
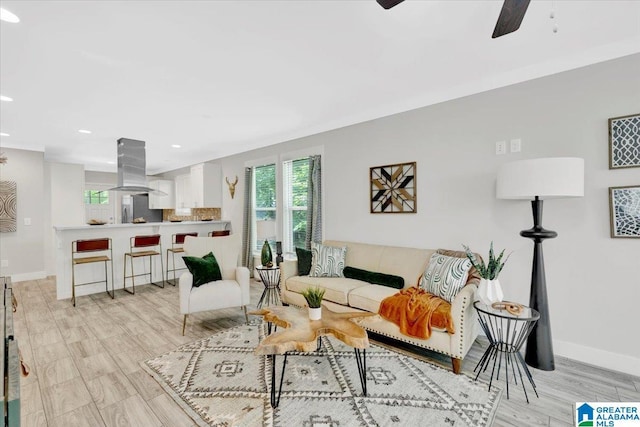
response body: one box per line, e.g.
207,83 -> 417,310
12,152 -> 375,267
473,301 -> 540,403
256,265 -> 281,308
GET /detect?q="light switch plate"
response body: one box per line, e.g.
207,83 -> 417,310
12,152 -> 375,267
510,138 -> 522,153
24,217 -> 32,226
495,141 -> 507,155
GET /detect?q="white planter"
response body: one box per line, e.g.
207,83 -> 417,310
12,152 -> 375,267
308,307 -> 322,321
478,278 -> 504,306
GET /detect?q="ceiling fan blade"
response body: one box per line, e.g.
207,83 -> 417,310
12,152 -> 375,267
376,0 -> 405,10
492,0 -> 531,38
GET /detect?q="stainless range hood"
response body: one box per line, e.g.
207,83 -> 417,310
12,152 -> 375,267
109,138 -> 165,194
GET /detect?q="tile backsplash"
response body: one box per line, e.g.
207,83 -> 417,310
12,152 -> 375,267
163,208 -> 221,222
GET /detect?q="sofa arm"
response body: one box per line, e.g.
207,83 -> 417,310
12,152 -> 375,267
280,260 -> 298,287
179,272 -> 193,314
236,266 -> 250,306
448,281 -> 479,359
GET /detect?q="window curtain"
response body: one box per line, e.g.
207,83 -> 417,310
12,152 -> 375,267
241,167 -> 254,274
305,155 -> 322,249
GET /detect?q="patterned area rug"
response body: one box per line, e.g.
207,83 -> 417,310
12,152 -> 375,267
142,323 -> 501,427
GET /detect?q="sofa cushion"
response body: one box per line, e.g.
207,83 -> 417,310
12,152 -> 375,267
295,247 -> 312,276
343,266 -> 404,289
348,284 -> 399,313
182,252 -> 222,287
324,240 -> 433,288
310,242 -> 346,277
420,253 -> 471,302
285,275 -> 368,305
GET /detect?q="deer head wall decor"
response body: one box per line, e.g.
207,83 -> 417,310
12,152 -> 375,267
226,176 -> 238,199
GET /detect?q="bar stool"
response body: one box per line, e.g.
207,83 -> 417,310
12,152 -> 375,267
208,230 -> 230,237
71,238 -> 114,306
123,234 -> 164,294
166,232 -> 198,286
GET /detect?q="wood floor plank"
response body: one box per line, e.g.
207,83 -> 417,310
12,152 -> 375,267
67,338 -> 106,360
20,380 -> 44,416
49,402 -> 105,427
38,357 -> 81,389
86,371 -> 138,409
30,327 -> 64,348
147,394 -> 197,427
100,394 -> 163,427
41,376 -> 93,419
32,341 -> 71,367
22,410 -> 48,427
127,369 -> 165,401
76,352 -> 120,381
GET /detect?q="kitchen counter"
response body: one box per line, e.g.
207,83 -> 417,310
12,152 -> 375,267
53,220 -> 231,300
53,220 -> 230,231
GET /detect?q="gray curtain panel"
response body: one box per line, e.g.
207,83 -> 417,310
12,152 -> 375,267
241,167 -> 254,273
305,155 -> 322,249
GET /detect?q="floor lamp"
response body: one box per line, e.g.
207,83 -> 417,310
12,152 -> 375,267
496,157 -> 584,371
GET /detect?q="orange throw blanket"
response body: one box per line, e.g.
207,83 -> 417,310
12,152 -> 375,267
379,287 -> 455,339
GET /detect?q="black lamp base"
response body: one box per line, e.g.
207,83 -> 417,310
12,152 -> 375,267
521,196 -> 557,371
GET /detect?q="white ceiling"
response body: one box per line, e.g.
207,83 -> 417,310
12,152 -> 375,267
1,1 -> 639,175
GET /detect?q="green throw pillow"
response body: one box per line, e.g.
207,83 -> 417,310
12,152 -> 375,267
295,247 -> 312,276
343,266 -> 404,289
182,252 -> 222,287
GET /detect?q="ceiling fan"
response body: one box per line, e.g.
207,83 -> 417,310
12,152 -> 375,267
376,0 -> 531,38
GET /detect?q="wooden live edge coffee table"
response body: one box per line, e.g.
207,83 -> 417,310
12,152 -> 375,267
251,305 -> 377,408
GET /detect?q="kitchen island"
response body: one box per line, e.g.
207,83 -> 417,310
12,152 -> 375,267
53,221 -> 231,300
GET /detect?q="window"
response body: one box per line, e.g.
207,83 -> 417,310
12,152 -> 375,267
84,190 -> 109,205
253,163 -> 276,251
283,158 -> 309,253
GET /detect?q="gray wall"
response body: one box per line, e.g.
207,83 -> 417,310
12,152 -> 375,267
0,148 -> 46,280
190,54 -> 640,374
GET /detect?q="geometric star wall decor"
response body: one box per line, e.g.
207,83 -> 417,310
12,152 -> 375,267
370,162 -> 416,213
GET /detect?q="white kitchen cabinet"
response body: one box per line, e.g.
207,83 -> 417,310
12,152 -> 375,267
190,163 -> 222,208
148,179 -> 175,209
174,174 -> 192,209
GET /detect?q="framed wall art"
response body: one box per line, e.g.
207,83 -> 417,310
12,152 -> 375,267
0,181 -> 17,233
609,185 -> 640,238
370,162 -> 416,213
609,113 -> 640,169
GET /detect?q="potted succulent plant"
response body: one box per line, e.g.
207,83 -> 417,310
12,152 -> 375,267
463,242 -> 511,305
301,286 -> 325,320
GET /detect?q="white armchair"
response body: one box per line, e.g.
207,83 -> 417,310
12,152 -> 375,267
179,235 -> 250,335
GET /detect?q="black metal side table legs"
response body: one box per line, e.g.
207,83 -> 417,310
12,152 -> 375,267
473,301 -> 540,403
268,347 -> 367,408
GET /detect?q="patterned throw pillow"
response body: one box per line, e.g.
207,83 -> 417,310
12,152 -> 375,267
420,253 -> 472,303
310,242 -> 346,277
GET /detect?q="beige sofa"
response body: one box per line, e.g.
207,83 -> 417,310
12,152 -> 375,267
280,240 -> 480,373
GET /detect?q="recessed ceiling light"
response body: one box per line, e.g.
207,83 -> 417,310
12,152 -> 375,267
171,144 -> 182,148
0,8 -> 20,23
0,95 -> 13,102
0,132 -> 9,137
78,129 -> 92,134
107,161 -> 115,165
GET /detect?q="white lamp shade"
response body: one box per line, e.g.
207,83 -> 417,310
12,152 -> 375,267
497,157 -> 584,200
256,219 -> 276,239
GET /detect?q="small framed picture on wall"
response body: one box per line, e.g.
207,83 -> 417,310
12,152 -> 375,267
609,185 -> 640,238
609,113 -> 640,169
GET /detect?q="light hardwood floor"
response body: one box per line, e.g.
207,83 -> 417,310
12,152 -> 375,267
13,277 -> 640,426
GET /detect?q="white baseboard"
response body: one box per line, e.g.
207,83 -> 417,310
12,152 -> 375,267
554,339 -> 640,377
9,271 -> 47,283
